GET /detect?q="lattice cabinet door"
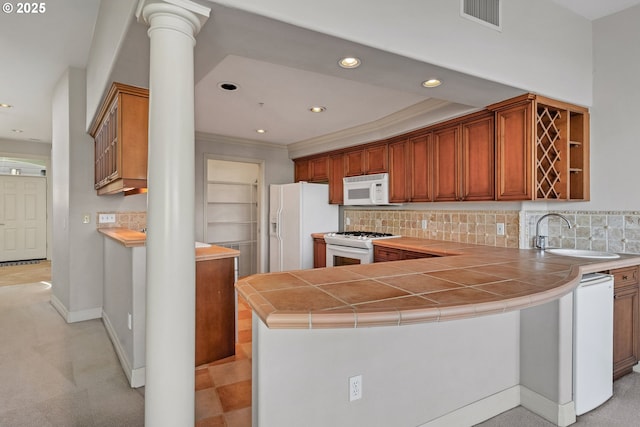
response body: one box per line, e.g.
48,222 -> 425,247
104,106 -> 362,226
535,103 -> 567,199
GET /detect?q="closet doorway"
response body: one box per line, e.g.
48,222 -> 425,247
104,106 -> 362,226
205,158 -> 262,277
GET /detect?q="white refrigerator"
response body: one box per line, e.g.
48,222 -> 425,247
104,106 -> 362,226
269,182 -> 338,272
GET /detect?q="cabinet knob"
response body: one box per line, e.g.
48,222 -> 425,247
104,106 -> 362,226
623,275 -> 629,280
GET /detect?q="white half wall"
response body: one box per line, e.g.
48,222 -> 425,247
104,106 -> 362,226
253,311 -> 520,427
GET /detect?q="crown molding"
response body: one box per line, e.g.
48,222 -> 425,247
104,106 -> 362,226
287,99 -> 478,159
195,131 -> 288,151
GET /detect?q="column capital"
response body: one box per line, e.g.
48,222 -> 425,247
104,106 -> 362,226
136,0 -> 210,36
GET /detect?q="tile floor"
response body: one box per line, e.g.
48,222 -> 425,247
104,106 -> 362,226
195,296 -> 253,427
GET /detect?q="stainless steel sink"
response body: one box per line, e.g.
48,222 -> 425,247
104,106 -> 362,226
546,248 -> 620,259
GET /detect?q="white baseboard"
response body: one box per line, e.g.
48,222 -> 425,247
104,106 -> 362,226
418,386 -> 521,427
102,311 -> 145,388
50,295 -> 102,323
520,386 -> 576,426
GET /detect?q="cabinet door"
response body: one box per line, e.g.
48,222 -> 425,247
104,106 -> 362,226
365,144 -> 388,174
495,101 -> 533,200
344,150 -> 365,177
388,139 -> 408,203
613,284 -> 639,379
195,257 -> 236,365
310,156 -> 329,182
433,126 -> 459,202
328,154 -> 345,204
374,246 -> 403,262
313,237 -> 327,268
294,159 -> 311,182
461,114 -> 495,201
409,134 -> 432,202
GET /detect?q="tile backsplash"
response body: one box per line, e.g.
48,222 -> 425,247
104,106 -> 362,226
523,211 -> 640,254
344,209 -> 520,248
96,211 -> 146,231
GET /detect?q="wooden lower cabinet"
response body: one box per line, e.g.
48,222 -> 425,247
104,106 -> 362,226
313,237 -> 327,268
612,266 -> 640,380
374,246 -> 436,262
195,256 -> 236,366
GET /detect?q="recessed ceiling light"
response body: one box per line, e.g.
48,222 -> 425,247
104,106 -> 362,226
256,129 -> 266,134
12,129 -> 23,133
338,57 -> 361,69
309,106 -> 327,113
0,103 -> 12,109
422,79 -> 442,88
218,82 -> 239,91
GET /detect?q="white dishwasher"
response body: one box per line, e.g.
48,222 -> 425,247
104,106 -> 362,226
573,272 -> 614,415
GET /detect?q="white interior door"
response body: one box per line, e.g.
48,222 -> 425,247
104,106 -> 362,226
0,175 -> 47,262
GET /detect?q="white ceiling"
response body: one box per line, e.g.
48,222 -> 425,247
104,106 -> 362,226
550,0 -> 640,20
1,0 -> 640,148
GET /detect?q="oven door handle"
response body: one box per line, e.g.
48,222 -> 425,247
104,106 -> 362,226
326,244 -> 370,255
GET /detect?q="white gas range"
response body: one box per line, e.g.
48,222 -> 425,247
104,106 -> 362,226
324,231 -> 401,266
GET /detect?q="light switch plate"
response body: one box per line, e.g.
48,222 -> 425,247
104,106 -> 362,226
497,223 -> 505,236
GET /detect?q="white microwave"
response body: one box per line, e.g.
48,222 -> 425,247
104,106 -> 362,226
343,173 -> 391,205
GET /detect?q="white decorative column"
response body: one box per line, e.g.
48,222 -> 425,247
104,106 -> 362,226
136,1 -> 209,426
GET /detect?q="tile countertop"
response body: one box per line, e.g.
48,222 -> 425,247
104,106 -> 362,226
236,236 -> 640,329
98,227 -> 239,260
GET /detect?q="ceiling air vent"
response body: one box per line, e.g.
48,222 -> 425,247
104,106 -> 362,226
461,0 -> 501,31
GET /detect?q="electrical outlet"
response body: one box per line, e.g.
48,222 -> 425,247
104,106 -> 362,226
349,375 -> 362,401
82,214 -> 91,224
496,223 -> 505,236
346,217 -> 351,226
99,213 -> 116,224
421,219 -> 428,229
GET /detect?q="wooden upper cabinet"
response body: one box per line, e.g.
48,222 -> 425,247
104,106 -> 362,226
344,149 -> 365,177
432,125 -> 459,202
344,144 -> 388,177
90,82 -> 149,196
365,144 -> 388,174
294,155 -> 329,182
461,113 -> 495,201
310,156 -> 329,181
294,158 -> 311,182
492,98 -> 534,201
409,134 -> 433,202
488,93 -> 589,201
328,154 -> 345,204
431,112 -> 494,202
388,139 -> 409,203
292,93 -> 588,205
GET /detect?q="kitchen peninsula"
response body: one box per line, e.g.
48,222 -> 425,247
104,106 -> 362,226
98,228 -> 239,386
236,238 -> 640,427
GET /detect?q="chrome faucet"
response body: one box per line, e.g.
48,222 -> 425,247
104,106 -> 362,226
534,213 -> 572,249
